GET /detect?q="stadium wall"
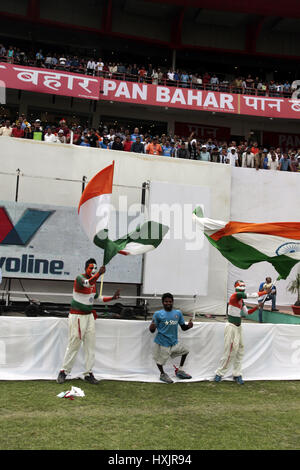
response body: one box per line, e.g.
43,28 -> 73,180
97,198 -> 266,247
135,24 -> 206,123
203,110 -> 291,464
0,138 -> 298,312
1,137 -> 230,315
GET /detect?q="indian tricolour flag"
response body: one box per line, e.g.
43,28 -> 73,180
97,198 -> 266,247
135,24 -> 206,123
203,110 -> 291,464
78,162 -> 169,265
78,161 -> 115,247
193,206 -> 300,279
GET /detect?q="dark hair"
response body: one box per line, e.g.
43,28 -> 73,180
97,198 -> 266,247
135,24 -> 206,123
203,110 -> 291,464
162,292 -> 173,302
85,258 -> 97,269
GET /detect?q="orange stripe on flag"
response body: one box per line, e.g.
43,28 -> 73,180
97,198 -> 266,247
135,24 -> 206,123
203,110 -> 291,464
78,161 -> 115,212
211,221 -> 300,241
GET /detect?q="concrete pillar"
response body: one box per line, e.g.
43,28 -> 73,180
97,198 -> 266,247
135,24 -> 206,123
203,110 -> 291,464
91,101 -> 101,128
167,118 -> 175,136
172,49 -> 176,71
18,94 -> 28,118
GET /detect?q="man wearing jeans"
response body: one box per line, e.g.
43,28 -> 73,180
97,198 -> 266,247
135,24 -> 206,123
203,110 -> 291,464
258,277 -> 278,323
149,293 -> 193,384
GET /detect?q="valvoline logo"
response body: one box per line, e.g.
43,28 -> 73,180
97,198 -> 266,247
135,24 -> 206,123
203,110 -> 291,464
0,207 -> 54,245
0,206 -> 65,276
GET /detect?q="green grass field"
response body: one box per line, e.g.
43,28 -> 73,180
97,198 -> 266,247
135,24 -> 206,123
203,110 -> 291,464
1,379 -> 300,451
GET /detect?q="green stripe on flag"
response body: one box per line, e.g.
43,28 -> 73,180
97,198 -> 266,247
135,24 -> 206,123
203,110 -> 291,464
193,206 -> 204,218
206,234 -> 298,279
94,221 -> 169,266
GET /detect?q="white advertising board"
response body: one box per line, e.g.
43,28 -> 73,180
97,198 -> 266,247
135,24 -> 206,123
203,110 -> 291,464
142,181 -> 210,296
0,201 -> 142,283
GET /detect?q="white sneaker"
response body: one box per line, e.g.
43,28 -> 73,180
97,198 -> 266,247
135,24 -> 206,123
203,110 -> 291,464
160,373 -> 173,384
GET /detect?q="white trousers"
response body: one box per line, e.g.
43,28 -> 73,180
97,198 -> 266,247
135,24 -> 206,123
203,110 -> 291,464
215,322 -> 244,378
61,313 -> 95,376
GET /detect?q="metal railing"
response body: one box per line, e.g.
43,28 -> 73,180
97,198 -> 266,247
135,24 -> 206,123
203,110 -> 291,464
0,55 -> 294,98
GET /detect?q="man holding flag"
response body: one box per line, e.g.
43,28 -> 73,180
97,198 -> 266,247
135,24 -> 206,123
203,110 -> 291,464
214,280 -> 270,385
57,259 -> 120,385
57,162 -> 120,385
191,207 -> 297,383
57,161 -> 169,385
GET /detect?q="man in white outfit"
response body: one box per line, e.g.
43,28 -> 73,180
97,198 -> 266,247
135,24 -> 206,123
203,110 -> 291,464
57,258 -> 120,385
214,280 -> 270,384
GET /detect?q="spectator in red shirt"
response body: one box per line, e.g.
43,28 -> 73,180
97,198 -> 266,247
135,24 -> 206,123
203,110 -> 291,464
138,66 -> 147,83
103,63 -> 109,77
123,134 -> 133,152
12,123 -> 24,138
202,72 -> 211,86
57,119 -> 70,137
251,141 -> 259,155
289,153 -> 299,172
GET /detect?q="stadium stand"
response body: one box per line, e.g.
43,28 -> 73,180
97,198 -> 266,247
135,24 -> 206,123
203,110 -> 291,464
1,116 -> 300,171
0,42 -> 295,98
1,0 -> 300,168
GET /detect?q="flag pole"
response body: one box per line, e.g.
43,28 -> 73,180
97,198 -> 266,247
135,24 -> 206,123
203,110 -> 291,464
260,278 -> 279,310
99,273 -> 104,296
99,160 -> 114,297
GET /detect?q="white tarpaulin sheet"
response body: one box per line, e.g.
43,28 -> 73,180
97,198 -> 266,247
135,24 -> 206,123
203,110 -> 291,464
1,317 -> 300,382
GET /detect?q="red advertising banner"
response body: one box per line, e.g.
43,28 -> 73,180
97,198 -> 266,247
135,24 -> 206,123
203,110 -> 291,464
263,131 -> 300,150
99,79 -> 300,120
0,63 -> 100,100
174,122 -> 231,140
100,78 -> 239,114
2,64 -> 300,120
239,95 -> 300,120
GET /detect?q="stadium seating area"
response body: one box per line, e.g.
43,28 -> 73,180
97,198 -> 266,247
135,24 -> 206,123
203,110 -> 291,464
1,116 -> 299,172
0,42 -> 295,98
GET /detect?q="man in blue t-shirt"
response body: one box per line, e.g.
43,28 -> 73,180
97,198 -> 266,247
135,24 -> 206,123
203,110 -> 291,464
162,140 -> 174,157
149,292 -> 193,383
278,154 -> 291,171
130,127 -> 142,142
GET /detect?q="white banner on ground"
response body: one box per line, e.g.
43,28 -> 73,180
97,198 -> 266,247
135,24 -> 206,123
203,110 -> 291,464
1,317 -> 300,382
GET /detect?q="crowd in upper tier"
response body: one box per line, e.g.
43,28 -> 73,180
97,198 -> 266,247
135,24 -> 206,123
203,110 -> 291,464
0,42 -> 298,98
1,115 -> 299,172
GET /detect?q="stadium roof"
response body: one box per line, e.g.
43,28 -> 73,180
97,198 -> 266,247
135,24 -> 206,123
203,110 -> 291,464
145,0 -> 300,18
1,0 -> 300,60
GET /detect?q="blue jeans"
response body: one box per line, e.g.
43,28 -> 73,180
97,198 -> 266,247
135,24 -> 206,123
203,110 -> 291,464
267,294 -> 276,310
259,294 -> 276,322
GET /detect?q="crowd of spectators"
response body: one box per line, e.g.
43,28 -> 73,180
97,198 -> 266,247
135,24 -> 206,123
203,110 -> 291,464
0,42 -> 297,98
1,115 -> 299,172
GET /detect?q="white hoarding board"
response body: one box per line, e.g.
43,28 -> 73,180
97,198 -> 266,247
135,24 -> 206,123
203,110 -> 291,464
142,181 -> 210,296
0,201 -> 142,283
